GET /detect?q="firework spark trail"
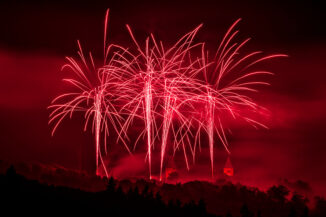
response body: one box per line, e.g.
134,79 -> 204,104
152,25 -> 210,181
160,80 -> 175,181
145,75 -> 153,179
49,66 -> 111,177
93,90 -> 110,177
123,24 -> 209,180
158,60 -> 200,179
48,9 -> 132,177
117,25 -> 158,178
49,9 -> 286,180
197,19 -> 287,178
94,92 -> 101,173
207,90 -> 215,178
159,78 -> 198,180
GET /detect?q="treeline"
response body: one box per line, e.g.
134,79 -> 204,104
0,166 -> 209,216
1,166 -> 326,217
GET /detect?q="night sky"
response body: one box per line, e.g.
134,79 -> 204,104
0,0 -> 325,196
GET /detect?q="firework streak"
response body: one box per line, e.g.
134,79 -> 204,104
49,10 -> 286,180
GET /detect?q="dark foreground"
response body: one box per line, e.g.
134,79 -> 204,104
1,166 -> 326,217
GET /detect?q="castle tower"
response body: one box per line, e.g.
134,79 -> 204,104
223,156 -> 234,176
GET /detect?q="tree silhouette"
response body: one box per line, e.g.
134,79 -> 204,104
302,206 -> 309,217
267,185 -> 289,203
312,197 -> 326,217
6,165 -> 16,177
2,165 -> 326,217
240,204 -> 253,217
225,211 -> 233,217
106,176 -> 115,193
289,207 -> 297,217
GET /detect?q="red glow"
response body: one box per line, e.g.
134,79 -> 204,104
224,157 -> 234,176
1,1 -> 326,199
165,167 -> 178,180
48,9 -> 286,180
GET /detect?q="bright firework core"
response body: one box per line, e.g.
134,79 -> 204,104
48,9 -> 286,181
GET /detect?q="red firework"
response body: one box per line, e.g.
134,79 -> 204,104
48,9 -> 131,177
49,9 -> 286,180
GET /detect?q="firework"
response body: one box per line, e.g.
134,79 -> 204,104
198,19 -> 287,177
49,9 -> 286,180
117,24 -> 209,180
48,9 -> 131,177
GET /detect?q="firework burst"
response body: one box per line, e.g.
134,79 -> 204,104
116,24 -> 209,180
49,9 -> 286,180
198,19 -> 287,177
48,10 -> 131,177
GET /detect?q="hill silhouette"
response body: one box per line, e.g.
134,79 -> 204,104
1,165 -> 326,217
